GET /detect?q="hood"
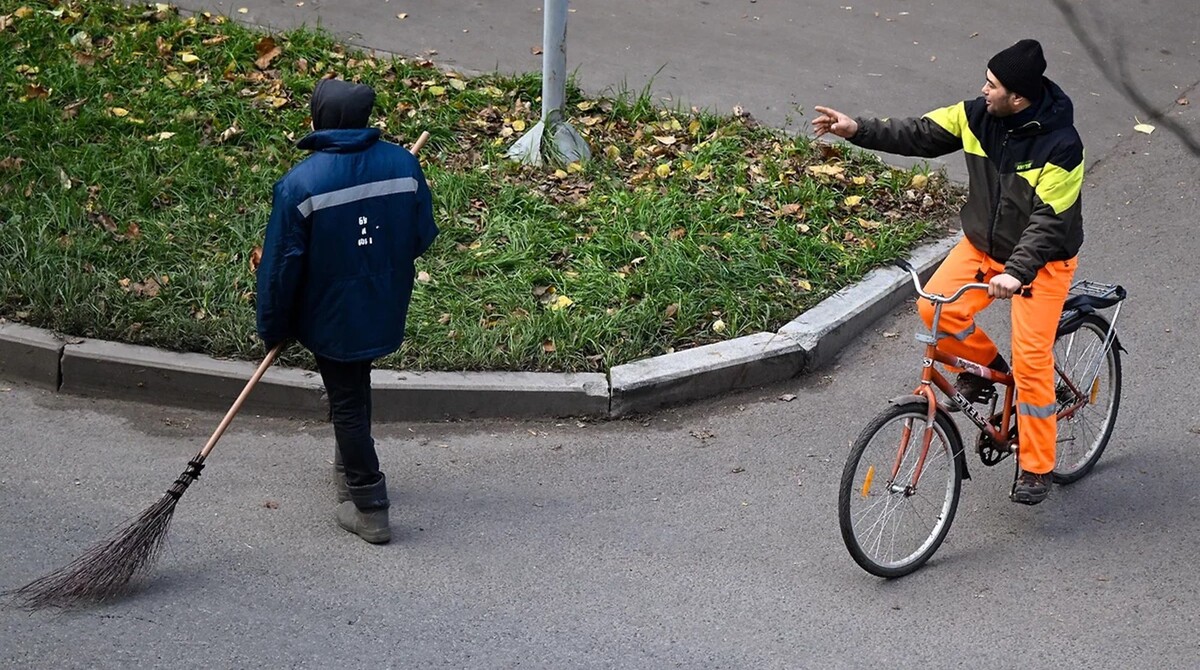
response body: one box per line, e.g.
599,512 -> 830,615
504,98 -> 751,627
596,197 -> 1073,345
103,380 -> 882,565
1015,77 -> 1075,136
310,78 -> 376,130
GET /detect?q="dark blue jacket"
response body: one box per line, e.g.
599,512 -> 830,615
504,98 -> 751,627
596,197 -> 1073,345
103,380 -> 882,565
256,128 -> 438,361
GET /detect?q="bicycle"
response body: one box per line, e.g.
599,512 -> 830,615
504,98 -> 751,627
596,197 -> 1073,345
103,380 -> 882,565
837,259 -> 1126,578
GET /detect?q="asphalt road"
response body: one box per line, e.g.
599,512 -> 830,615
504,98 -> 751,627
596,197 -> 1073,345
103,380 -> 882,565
3,1 -> 1199,668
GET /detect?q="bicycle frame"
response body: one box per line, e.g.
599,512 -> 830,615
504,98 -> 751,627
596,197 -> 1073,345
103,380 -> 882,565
886,263 -> 1113,493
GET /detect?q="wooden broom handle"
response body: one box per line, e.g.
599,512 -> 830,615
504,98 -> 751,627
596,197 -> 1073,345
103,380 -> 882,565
199,131 -> 432,460
198,342 -> 283,458
410,130 -> 430,155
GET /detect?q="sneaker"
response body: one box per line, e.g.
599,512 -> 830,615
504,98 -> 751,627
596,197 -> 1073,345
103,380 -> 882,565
940,372 -> 997,413
1011,471 -> 1052,505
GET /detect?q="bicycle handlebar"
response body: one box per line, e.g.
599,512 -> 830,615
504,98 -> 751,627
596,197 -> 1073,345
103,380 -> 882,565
894,260 -> 990,304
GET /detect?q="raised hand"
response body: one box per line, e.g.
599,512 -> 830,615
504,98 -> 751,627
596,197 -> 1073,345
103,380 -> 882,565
812,105 -> 859,139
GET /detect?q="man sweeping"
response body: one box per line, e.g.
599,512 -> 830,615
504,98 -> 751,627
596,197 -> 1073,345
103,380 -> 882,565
256,78 -> 439,542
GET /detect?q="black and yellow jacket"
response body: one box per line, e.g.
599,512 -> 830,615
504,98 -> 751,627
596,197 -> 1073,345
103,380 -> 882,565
849,78 -> 1084,284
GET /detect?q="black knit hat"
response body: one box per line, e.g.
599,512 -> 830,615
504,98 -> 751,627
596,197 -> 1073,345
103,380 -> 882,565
987,39 -> 1046,101
310,78 -> 376,130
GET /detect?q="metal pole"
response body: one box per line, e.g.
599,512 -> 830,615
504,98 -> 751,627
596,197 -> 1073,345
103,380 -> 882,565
506,0 -> 590,167
541,0 -> 568,124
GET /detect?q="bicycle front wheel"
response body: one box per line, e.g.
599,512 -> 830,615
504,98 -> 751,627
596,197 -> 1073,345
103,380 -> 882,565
838,403 -> 964,578
1052,314 -> 1122,483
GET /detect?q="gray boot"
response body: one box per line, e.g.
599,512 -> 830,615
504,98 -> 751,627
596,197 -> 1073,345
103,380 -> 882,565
333,447 -> 350,504
336,474 -> 391,544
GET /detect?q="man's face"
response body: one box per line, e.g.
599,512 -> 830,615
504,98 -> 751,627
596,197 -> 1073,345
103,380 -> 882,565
981,69 -> 1022,117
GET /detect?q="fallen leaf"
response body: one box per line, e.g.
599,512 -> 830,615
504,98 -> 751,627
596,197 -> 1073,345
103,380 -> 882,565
654,135 -> 677,145
263,500 -> 279,509
668,227 -> 686,240
123,276 -> 163,298
61,99 -> 87,119
437,313 -> 452,325
417,271 -> 432,283
1178,97 -> 1190,106
852,176 -> 868,185
857,217 -> 882,230
254,37 -> 282,69
426,85 -> 447,96
655,163 -> 671,178
14,7 -> 33,19
148,131 -> 176,141
817,143 -> 843,161
712,319 -> 727,334
844,195 -> 863,207
1133,117 -> 1155,134
548,294 -> 574,311
604,145 -> 620,160
250,246 -> 263,272
567,161 -> 583,174
22,84 -> 50,101
542,340 -> 556,353
70,31 -> 93,50
883,331 -> 898,338
665,303 -> 679,318
531,46 -> 543,55
396,12 -> 408,20
218,125 -> 242,143
910,173 -> 929,189
238,7 -> 249,13
0,157 -> 24,172
110,107 -> 130,117
179,52 -> 200,64
807,164 -> 844,178
449,78 -> 467,91
512,119 -> 526,132
779,393 -> 797,402
777,203 -> 803,217
58,168 -> 72,190
795,279 -> 812,292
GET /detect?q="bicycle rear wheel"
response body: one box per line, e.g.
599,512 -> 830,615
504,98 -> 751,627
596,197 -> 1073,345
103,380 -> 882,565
1052,314 -> 1122,483
838,403 -> 964,578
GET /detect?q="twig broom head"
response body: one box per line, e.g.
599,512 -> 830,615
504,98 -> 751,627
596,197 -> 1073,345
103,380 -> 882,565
5,456 -> 206,610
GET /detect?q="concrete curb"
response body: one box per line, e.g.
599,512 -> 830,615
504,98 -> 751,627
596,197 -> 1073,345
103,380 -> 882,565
0,236 -> 956,419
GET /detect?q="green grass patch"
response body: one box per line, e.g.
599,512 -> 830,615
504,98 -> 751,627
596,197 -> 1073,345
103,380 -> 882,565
0,1 -> 961,372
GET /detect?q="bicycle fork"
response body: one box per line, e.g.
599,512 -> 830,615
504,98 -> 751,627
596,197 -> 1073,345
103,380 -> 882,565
887,300 -> 951,496
887,385 -> 941,496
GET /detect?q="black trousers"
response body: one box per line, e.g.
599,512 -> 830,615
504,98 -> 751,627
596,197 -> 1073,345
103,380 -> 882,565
315,356 -> 381,489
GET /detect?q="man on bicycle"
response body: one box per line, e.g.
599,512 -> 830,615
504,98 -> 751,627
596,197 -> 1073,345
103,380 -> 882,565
812,39 -> 1083,505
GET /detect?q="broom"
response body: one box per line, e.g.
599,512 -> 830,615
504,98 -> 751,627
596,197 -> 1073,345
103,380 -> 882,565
8,131 -> 431,610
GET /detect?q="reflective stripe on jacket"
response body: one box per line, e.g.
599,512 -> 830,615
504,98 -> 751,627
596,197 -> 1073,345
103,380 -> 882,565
849,77 -> 1083,284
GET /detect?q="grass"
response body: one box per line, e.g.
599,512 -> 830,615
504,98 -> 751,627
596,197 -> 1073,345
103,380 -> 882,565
0,1 -> 961,372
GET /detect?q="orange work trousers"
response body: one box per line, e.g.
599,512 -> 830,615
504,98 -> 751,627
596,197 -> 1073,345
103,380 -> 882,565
917,237 -> 1077,475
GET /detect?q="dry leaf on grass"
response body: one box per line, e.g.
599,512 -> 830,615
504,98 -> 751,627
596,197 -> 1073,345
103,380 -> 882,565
254,36 -> 282,70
